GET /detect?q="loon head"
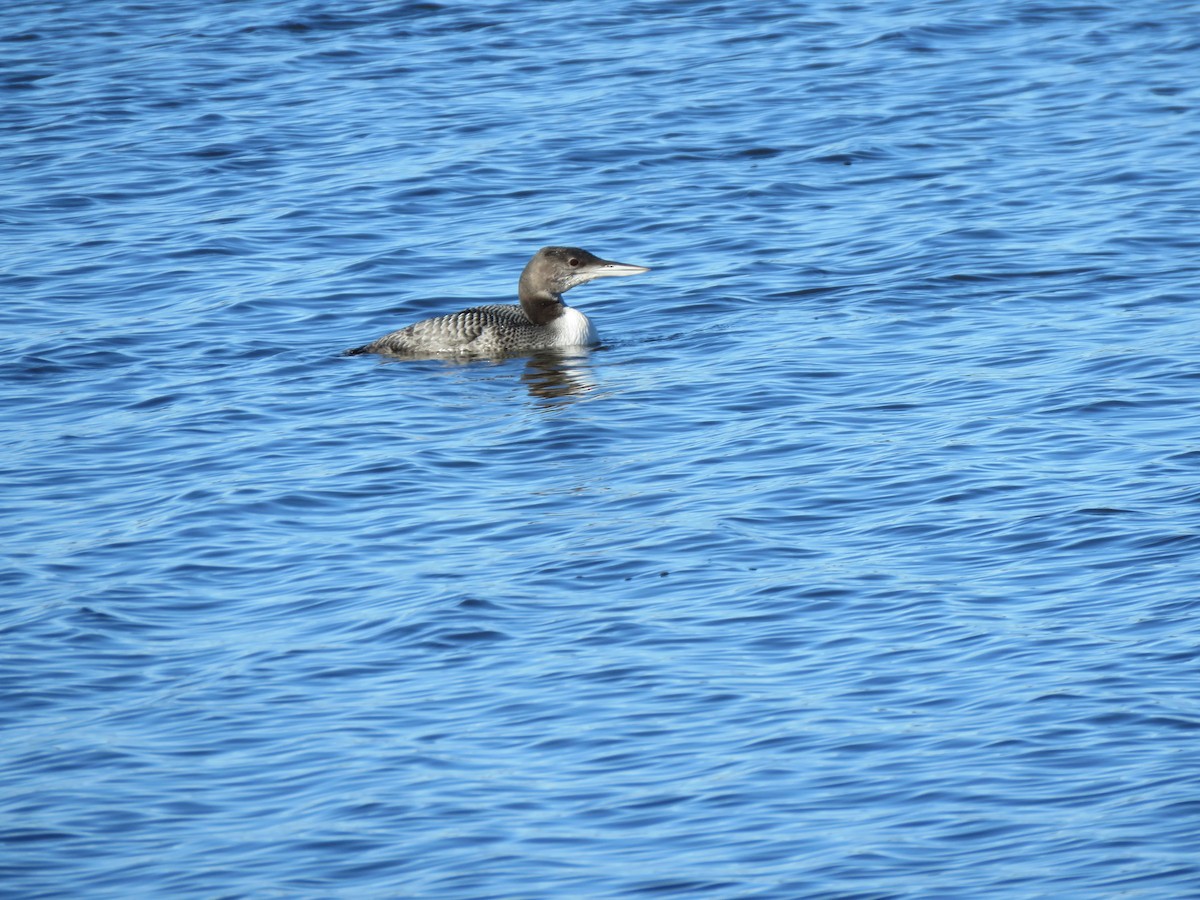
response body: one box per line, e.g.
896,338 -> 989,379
518,246 -> 650,324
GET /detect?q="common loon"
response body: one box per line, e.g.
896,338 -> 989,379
346,246 -> 649,357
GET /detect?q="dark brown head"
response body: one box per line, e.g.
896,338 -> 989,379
517,246 -> 650,325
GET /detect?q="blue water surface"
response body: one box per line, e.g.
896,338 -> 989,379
4,1 -> 1200,897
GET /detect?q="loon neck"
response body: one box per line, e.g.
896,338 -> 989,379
518,288 -> 566,326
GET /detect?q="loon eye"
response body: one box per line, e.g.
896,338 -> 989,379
568,257 -> 580,267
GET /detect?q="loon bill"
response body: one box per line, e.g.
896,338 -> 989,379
346,246 -> 649,357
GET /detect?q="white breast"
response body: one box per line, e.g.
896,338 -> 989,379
547,306 -> 599,347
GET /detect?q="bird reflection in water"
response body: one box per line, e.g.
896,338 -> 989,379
361,347 -> 598,402
520,349 -> 596,402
